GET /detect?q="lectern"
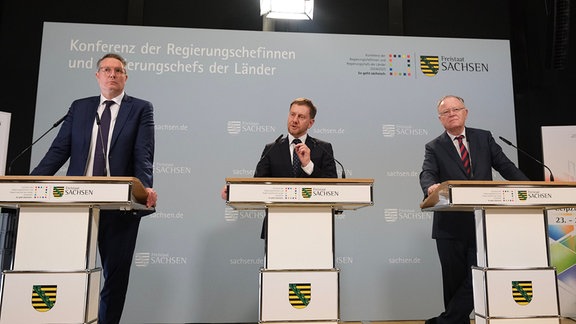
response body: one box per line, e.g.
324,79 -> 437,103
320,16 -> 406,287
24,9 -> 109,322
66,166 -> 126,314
0,175 -> 151,324
226,177 -> 373,324
421,180 -> 576,324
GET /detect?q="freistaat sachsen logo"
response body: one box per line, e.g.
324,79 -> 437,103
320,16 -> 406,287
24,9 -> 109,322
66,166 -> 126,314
301,188 -> 312,199
53,186 -> 65,198
32,285 -> 57,312
517,190 -> 528,201
512,281 -> 533,305
420,56 -> 439,76
289,283 -> 311,309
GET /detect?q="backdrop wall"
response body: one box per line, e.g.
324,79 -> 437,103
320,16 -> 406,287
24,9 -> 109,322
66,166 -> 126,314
543,125 -> 576,318
32,22 -> 521,323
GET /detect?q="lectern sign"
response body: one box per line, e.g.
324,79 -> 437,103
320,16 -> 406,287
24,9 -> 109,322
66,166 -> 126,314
0,182 -> 130,203
444,186 -> 576,206
229,183 -> 372,204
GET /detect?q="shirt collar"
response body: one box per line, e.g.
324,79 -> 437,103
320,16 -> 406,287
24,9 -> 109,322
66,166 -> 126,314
288,133 -> 308,144
100,92 -> 125,106
447,130 -> 466,142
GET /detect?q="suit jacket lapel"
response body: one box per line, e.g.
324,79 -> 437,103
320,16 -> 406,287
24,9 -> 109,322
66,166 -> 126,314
465,127 -> 479,174
465,127 -> 474,157
110,95 -> 133,149
305,136 -> 315,154
279,138 -> 292,171
439,132 -> 468,176
83,97 -> 101,157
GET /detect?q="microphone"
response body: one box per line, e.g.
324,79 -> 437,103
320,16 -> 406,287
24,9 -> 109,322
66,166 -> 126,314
499,136 -> 555,181
258,134 -> 284,162
95,113 -> 108,176
310,138 -> 346,178
8,112 -> 68,175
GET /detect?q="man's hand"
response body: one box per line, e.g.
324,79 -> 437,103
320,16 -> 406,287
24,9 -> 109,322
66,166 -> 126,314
427,183 -> 440,196
220,185 -> 228,200
294,143 -> 311,167
145,187 -> 157,208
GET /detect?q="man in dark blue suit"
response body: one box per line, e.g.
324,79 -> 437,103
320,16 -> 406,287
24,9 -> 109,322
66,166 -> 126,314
253,98 -> 337,239
254,97 -> 337,178
419,95 -> 529,324
31,53 -> 157,324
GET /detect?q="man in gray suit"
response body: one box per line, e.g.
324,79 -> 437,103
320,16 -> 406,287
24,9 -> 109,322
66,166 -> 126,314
419,95 -> 529,324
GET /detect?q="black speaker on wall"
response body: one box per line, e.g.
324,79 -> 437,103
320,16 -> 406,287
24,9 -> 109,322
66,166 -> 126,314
546,0 -> 571,70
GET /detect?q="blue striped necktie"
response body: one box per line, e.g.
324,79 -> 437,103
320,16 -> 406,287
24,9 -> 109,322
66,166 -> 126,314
292,138 -> 302,176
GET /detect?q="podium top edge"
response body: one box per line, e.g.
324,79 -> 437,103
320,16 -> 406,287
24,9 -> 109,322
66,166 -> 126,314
225,177 -> 374,184
0,175 -> 148,204
420,180 -> 576,209
0,175 -> 139,183
440,180 -> 576,187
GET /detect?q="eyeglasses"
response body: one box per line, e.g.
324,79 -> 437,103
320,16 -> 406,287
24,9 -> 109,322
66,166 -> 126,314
439,107 -> 466,116
98,67 -> 126,76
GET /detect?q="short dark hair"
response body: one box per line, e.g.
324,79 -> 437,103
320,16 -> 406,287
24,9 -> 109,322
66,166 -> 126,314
97,53 -> 127,70
290,98 -> 317,119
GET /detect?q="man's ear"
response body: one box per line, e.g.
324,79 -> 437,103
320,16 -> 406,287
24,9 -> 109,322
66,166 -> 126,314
308,119 -> 315,129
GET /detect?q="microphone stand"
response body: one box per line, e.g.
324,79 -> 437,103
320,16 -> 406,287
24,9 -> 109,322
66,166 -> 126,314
499,136 -> 555,181
8,113 -> 67,175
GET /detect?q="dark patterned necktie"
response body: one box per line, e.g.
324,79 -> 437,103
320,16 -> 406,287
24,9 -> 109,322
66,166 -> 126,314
292,138 -> 302,176
455,135 -> 471,175
93,100 -> 114,176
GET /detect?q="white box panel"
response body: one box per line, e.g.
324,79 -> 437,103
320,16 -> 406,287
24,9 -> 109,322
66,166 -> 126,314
0,270 -> 100,324
14,206 -> 98,271
473,268 -> 559,318
260,270 -> 339,322
476,209 -> 548,268
267,207 -> 334,270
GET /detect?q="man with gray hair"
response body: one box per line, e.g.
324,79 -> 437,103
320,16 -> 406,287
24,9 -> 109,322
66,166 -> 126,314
419,95 -> 528,324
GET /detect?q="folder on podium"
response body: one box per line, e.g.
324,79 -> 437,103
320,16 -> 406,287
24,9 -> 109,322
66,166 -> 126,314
421,180 -> 576,324
0,175 -> 151,324
226,177 -> 373,324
